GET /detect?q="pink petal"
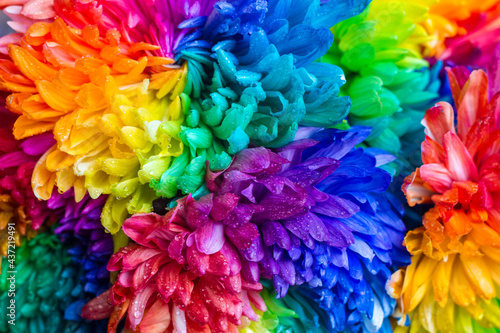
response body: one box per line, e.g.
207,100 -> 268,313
219,243 -> 242,275
132,254 -> 166,292
488,44 -> 500,100
421,102 -> 455,145
21,0 -> 55,19
229,147 -> 271,173
238,290 -> 258,322
172,304 -> 187,333
122,213 -> 165,245
0,33 -> 22,54
223,274 -> 242,294
186,194 -> 213,228
443,132 -> 478,182
420,163 -> 453,193
247,291 -> 266,312
194,222 -> 225,254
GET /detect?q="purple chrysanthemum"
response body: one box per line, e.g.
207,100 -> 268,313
157,127 -> 409,331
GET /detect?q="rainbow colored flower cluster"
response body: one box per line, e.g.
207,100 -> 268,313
0,0 -> 499,332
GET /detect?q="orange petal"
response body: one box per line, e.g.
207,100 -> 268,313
13,114 -> 54,139
46,149 -> 77,171
36,80 -> 77,112
445,210 -> 472,238
8,45 -> 57,82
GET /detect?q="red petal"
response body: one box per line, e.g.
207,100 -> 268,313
187,246 -> 210,275
421,136 -> 445,164
121,247 -> 163,270
172,273 -> 194,307
480,154 -> 500,192
422,102 -> 456,145
81,290 -> 114,320
157,262 -> 182,301
223,274 -> 242,294
132,253 -> 167,292
186,290 -> 209,325
207,252 -> 231,276
107,244 -> 138,271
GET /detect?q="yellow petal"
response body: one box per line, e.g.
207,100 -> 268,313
36,80 -> 77,112
432,254 -> 456,307
449,262 -> 477,307
32,145 -> 57,200
460,255 -> 496,300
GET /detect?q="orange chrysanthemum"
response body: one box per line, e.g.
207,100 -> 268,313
0,18 -> 187,233
388,67 -> 500,332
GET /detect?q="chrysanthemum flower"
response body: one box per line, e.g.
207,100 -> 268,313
147,127 -> 408,332
0,104 -> 56,257
324,0 -> 443,162
102,210 -> 266,333
389,67 -> 500,332
150,0 -> 371,198
0,231 -> 83,333
422,0 -> 500,62
0,17 -> 189,232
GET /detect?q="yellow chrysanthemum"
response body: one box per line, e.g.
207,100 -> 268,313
389,225 -> 500,333
0,19 -> 187,233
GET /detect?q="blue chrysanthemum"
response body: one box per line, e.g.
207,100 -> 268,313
48,193 -> 113,332
151,0 -> 370,197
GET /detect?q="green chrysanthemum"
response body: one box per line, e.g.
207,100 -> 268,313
0,232 -> 79,333
323,0 -> 441,168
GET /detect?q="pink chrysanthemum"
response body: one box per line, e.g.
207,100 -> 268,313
103,202 -> 265,333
